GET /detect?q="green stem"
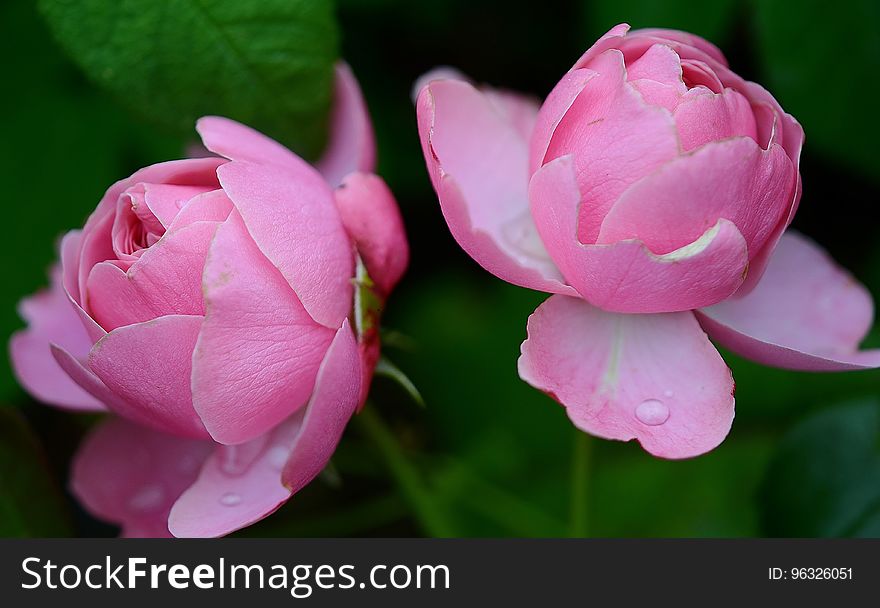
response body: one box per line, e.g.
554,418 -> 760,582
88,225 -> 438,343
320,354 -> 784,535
356,406 -> 455,537
569,431 -> 592,537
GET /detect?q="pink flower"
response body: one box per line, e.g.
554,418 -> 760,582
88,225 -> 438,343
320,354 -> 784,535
10,64 -> 408,536
415,24 -> 880,458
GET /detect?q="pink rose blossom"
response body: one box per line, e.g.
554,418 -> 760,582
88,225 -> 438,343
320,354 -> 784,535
415,24 -> 880,458
10,63 -> 408,536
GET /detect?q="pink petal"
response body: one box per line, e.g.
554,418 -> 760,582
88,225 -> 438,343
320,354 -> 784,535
167,189 -> 234,231
417,77 -> 574,295
519,295 -> 735,458
334,172 -> 408,295
571,23 -> 631,71
529,68 -> 597,174
196,116 -> 300,169
61,231 -> 108,345
673,87 -> 758,151
598,138 -> 794,257
170,321 -> 360,537
87,221 -> 218,331
9,265 -> 104,411
316,62 -> 377,187
626,43 -> 687,91
698,232 -> 880,371
143,184 -> 215,228
282,319 -> 361,494
77,158 -> 224,306
88,315 -> 210,438
216,160 -> 354,328
191,211 -> 335,445
483,89 -> 540,142
529,156 -> 749,313
633,28 -> 729,66
71,417 -> 212,538
544,50 -> 681,243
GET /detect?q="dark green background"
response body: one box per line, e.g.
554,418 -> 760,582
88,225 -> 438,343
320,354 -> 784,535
2,0 -> 879,537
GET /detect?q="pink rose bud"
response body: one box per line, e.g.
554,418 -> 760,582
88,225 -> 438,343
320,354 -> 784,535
10,64 -> 408,537
416,24 -> 880,458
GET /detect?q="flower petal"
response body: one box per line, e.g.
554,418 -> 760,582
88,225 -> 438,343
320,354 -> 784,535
335,172 -> 409,295
87,221 -> 218,331
673,87 -> 758,152
417,77 -> 574,295
281,319 -> 361,494
529,155 -> 749,312
88,315 -> 209,438
217,160 -> 354,328
170,320 -> 360,537
192,210 -> 336,445
598,138 -> 794,257
9,265 -> 104,411
196,116 -> 299,169
698,231 -> 880,371
71,417 -> 212,538
519,295 -> 735,458
543,50 -> 681,243
316,62 -> 376,187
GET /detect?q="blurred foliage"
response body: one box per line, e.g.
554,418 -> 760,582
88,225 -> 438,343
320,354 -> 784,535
2,0 -> 879,538
761,401 -> 880,537
0,409 -> 72,536
39,0 -> 338,158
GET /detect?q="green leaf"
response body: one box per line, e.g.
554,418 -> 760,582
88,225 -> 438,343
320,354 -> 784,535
760,401 -> 880,537
753,0 -> 880,178
39,0 -> 339,157
0,408 -> 73,537
374,356 -> 425,408
583,0 -> 738,46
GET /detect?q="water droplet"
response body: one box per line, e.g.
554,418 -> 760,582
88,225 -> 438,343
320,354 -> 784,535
663,390 -> 674,398
635,399 -> 669,426
219,492 -> 242,507
128,485 -> 165,512
267,446 -> 289,471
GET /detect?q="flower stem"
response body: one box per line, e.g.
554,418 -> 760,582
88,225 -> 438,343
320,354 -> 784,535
356,406 -> 455,537
569,430 -> 592,537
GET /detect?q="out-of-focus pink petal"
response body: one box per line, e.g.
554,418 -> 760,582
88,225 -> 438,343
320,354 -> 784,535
698,232 -> 880,371
10,265 -> 104,411
192,211 -> 335,445
483,89 -> 540,142
530,156 -> 749,312
87,221 -> 218,331
334,172 -> 408,295
88,315 -> 209,438
282,320 -> 361,494
71,417 -> 212,538
598,138 -> 794,257
170,321 -> 360,538
217,160 -> 353,329
316,62 -> 376,187
544,50 -> 680,243
519,295 -> 735,459
417,77 -> 574,295
673,88 -> 758,151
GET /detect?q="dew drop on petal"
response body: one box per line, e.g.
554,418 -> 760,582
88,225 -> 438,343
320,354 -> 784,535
219,492 -> 242,507
635,399 -> 669,426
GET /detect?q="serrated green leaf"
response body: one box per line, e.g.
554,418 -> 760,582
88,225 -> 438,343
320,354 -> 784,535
39,0 -> 339,157
0,408 -> 73,537
760,401 -> 880,537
